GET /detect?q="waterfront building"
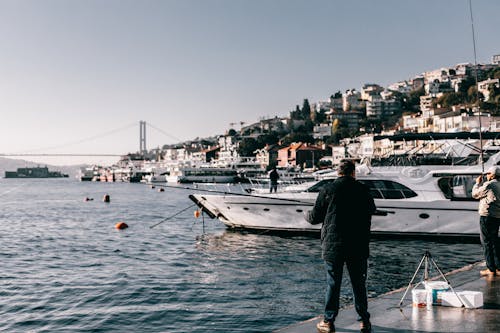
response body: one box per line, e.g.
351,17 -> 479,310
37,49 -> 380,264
254,144 -> 282,168
277,142 -> 326,168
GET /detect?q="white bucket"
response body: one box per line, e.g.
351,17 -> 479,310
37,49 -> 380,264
424,281 -> 450,305
411,289 -> 427,308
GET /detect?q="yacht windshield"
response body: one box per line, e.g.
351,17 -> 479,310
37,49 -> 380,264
305,178 -> 417,199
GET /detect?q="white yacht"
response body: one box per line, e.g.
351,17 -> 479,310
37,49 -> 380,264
189,158 -> 500,238
169,166 -> 239,183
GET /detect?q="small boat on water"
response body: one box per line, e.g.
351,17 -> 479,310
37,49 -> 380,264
5,166 -> 68,179
189,153 -> 500,238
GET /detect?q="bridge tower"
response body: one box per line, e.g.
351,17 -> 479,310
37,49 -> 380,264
140,120 -> 147,154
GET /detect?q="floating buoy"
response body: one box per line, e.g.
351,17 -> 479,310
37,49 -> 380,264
84,197 -> 94,202
103,194 -> 110,203
194,210 -> 201,218
115,222 -> 128,230
150,185 -> 156,189
158,188 -> 165,192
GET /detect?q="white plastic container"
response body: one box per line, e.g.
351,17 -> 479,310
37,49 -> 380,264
440,291 -> 484,308
411,289 -> 427,308
424,281 -> 450,305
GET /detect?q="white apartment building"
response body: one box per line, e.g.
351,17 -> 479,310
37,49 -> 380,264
366,95 -> 400,118
361,83 -> 384,101
328,96 -> 343,110
493,54 -> 500,65
313,123 -> 333,139
424,68 -> 454,83
316,101 -> 331,112
343,89 -> 363,111
432,112 -> 500,133
402,115 -> 419,132
387,81 -> 412,94
478,78 -> 500,102
420,95 -> 436,115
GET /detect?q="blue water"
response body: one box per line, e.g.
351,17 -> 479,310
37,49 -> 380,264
0,179 -> 484,332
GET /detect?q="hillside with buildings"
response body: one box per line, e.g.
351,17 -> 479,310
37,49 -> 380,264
22,54 -> 498,175
126,54 -> 499,171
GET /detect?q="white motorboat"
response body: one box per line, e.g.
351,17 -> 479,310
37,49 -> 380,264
189,161 -> 497,238
171,166 -> 239,183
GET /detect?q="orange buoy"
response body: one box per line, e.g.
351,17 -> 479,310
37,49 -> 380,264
115,222 -> 128,230
194,210 -> 201,218
103,194 -> 110,203
158,188 -> 165,192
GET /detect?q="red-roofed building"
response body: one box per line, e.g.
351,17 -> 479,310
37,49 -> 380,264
277,142 -> 326,168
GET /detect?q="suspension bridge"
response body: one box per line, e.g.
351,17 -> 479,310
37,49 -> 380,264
0,121 -> 180,159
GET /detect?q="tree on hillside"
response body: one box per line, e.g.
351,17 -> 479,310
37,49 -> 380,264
301,99 -> 311,120
407,87 -> 425,109
281,132 -> 314,146
316,109 -> 327,123
435,92 -> 464,108
331,91 -> 342,99
458,77 -> 476,96
237,138 -> 260,157
256,133 -> 279,146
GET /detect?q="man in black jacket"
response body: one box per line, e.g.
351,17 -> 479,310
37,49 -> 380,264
306,160 -> 376,333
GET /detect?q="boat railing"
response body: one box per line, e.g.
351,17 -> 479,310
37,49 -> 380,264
191,182 -> 250,194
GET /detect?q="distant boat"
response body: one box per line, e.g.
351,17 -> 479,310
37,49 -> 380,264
4,166 -> 68,178
167,166 -> 239,183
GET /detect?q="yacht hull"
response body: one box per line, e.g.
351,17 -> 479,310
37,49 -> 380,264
189,194 -> 479,238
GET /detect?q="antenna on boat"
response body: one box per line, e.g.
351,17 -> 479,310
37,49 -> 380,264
469,0 -> 484,172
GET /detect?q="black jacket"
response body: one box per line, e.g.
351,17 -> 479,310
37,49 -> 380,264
307,176 -> 376,261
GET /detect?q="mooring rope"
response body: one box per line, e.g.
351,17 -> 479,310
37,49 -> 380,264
149,203 -> 198,229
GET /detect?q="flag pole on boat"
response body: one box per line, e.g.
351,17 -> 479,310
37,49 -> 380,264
469,0 -> 484,173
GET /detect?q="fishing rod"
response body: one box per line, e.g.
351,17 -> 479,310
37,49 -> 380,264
469,0 -> 484,173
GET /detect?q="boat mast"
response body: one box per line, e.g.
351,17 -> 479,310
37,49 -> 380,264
469,0 -> 484,172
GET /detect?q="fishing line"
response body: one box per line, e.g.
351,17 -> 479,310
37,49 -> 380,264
149,203 -> 197,229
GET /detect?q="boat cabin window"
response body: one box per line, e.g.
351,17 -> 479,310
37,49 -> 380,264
305,178 -> 417,199
359,180 -> 418,199
438,175 -> 478,200
305,179 -> 336,192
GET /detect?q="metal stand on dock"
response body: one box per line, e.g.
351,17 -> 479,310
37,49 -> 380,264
398,251 -> 465,308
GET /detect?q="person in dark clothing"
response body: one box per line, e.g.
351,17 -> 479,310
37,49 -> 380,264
306,160 -> 376,333
269,167 -> 280,193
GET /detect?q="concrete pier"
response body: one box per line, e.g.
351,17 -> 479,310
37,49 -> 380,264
274,262 -> 500,332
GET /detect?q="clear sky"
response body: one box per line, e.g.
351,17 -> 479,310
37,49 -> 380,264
0,0 -> 499,165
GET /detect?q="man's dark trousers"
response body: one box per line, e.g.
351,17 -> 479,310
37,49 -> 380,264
324,254 -> 370,323
480,216 -> 500,271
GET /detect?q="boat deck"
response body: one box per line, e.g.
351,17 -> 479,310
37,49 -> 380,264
274,261 -> 500,333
